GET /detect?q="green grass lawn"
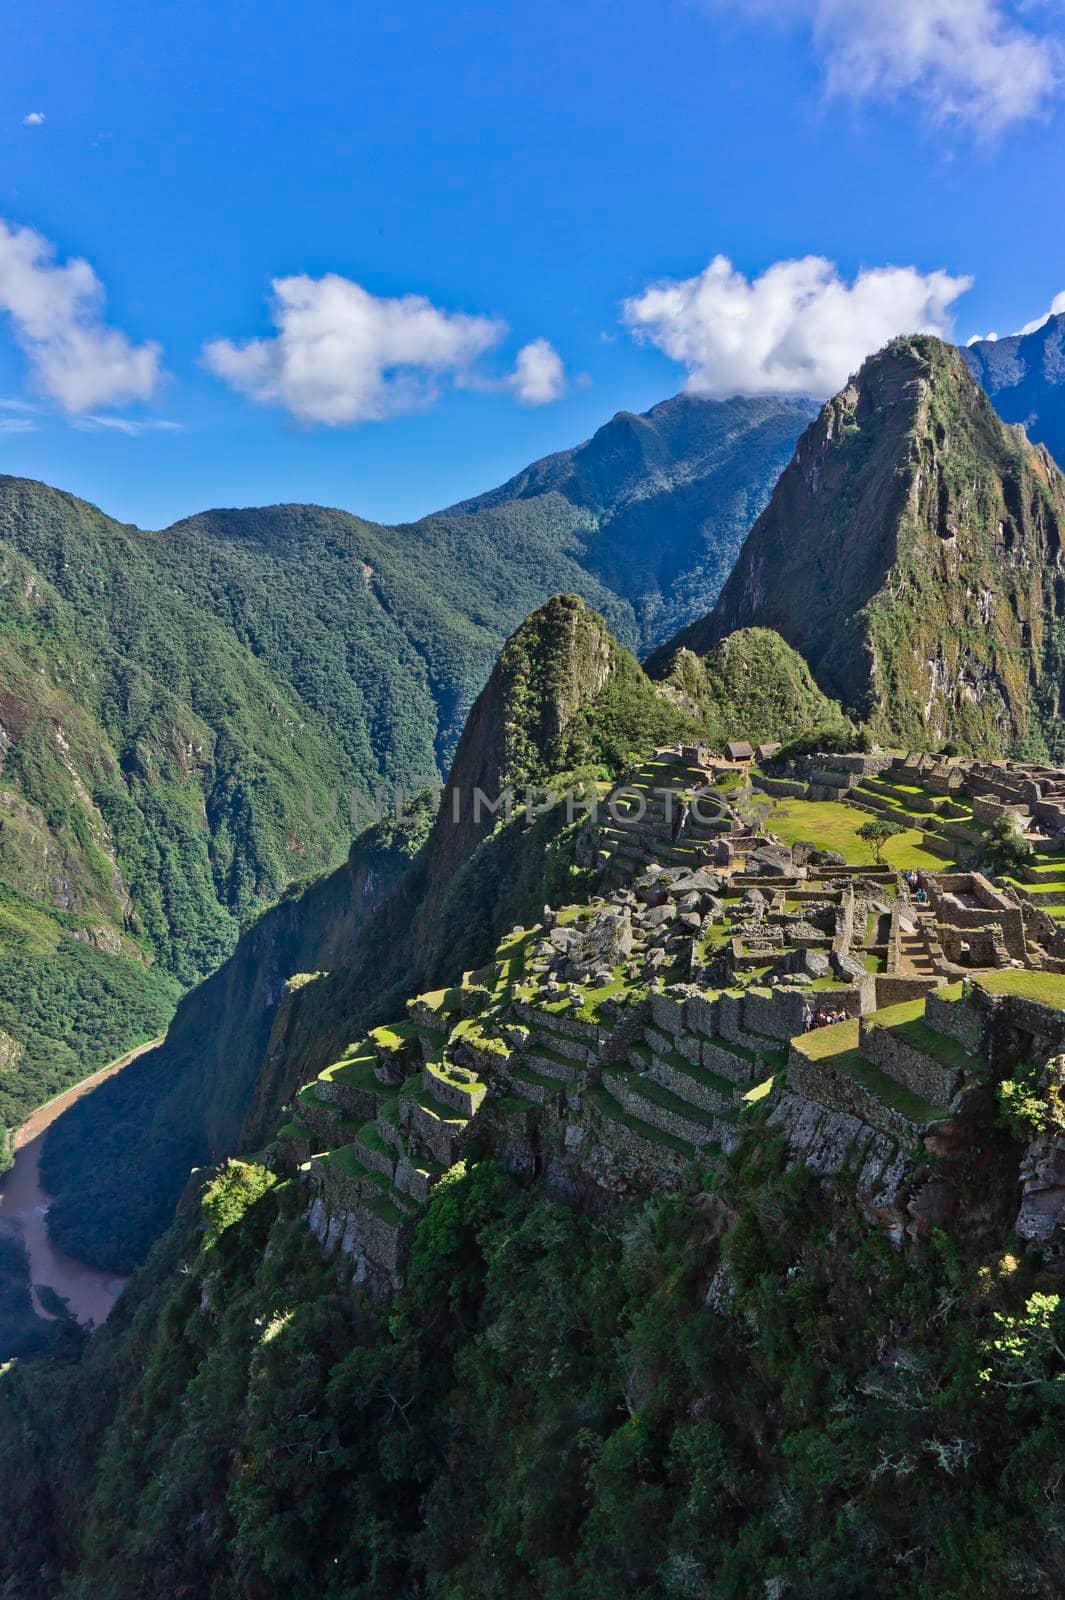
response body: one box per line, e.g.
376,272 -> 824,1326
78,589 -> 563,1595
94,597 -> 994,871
793,1016 -> 860,1059
369,1020 -> 417,1052
974,969 -> 1065,1009
867,999 -> 975,1071
791,1013 -> 946,1124
765,800 -> 948,870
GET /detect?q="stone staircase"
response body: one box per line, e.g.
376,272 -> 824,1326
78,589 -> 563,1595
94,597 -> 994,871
899,925 -> 937,977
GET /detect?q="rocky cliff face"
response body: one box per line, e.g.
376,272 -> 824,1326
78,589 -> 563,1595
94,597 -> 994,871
656,337 -> 1065,755
966,311 -> 1065,472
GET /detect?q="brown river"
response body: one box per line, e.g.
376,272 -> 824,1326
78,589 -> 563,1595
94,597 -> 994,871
0,1038 -> 163,1328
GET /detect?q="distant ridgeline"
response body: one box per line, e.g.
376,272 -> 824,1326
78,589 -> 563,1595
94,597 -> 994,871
965,311 -> 1065,471
0,394 -> 811,1138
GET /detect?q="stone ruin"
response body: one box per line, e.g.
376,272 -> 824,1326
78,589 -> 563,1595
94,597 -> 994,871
278,748 -> 1065,1291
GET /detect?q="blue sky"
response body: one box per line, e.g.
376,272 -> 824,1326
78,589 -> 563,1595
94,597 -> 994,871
1,0 -> 1063,529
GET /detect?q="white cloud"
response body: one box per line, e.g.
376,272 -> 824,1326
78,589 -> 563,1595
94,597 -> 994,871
22,112 -> 45,127
1018,289 -> 1065,335
967,290 -> 1065,343
507,338 -> 567,404
713,0 -> 1063,133
71,415 -> 184,436
0,219 -> 162,412
622,254 -> 973,399
0,417 -> 37,434
204,273 -> 509,425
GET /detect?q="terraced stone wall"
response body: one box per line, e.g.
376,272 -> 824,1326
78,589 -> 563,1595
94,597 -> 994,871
925,875 -> 1025,959
307,1174 -> 413,1289
860,1021 -> 963,1107
970,794 -> 1028,827
743,987 -> 809,1040
924,990 -> 987,1054
786,1050 -> 926,1145
936,927 -> 1002,968
1020,903 -> 1065,966
992,996 -> 1065,1057
751,776 -> 807,800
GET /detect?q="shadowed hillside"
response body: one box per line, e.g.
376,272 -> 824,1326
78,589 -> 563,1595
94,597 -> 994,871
966,312 -> 1065,470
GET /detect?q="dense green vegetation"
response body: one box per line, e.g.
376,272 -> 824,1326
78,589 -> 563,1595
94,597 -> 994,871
656,337 -> 1065,755
0,883 -> 180,1138
0,394 -> 808,1137
37,799 -> 435,1275
653,628 -> 850,744
0,1113 -> 1059,1597
0,938 -> 178,1134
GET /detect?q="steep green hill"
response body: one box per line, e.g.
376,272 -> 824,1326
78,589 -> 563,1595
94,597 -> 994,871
965,311 -> 1065,470
3,1136 -> 1053,1600
0,394 -> 808,1137
35,596 -> 842,1274
37,596 -> 708,1271
652,627 -> 851,745
654,337 -> 1065,755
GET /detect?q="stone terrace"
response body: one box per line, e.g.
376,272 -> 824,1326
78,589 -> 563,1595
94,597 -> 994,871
281,750 -> 1065,1283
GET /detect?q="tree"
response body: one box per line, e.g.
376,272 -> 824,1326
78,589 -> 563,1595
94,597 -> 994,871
984,811 -> 1035,877
856,817 -> 905,864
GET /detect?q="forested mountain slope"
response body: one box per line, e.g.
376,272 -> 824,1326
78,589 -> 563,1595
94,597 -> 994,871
652,337 -> 1065,756
443,391 -> 817,645
0,392 -> 809,1139
40,596 -> 843,1275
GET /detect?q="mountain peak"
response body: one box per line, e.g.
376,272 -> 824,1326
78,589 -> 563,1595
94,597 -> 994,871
964,311 -> 1065,466
651,334 -> 1065,754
